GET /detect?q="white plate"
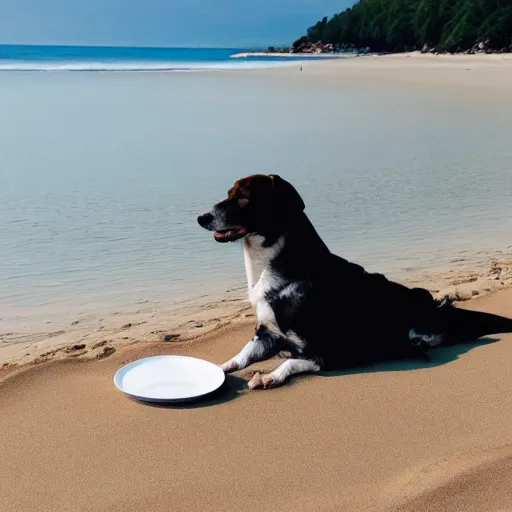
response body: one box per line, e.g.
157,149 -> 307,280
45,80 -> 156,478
113,355 -> 225,403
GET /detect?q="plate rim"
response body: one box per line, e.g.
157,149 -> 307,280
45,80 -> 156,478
113,354 -> 226,403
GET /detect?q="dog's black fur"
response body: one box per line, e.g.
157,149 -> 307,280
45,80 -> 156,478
198,174 -> 512,383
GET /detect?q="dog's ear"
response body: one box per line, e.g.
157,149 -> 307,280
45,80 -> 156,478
269,174 -> 305,214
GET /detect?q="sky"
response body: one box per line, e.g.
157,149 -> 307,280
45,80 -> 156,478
0,0 -> 354,48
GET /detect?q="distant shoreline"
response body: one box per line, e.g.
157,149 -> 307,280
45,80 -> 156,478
231,50 -> 512,60
230,52 -> 348,59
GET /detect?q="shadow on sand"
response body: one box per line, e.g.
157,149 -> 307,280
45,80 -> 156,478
321,336 -> 500,378
135,337 -> 500,407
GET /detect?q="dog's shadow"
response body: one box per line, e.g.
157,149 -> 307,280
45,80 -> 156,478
135,338 -> 499,407
321,337 -> 499,378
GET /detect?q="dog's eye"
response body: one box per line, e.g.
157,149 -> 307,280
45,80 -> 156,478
227,188 -> 233,197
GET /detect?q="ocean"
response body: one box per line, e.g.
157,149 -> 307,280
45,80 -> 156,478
1,45 -> 512,338
0,44 -> 303,71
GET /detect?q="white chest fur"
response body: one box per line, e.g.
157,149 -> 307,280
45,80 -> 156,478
242,235 -> 306,352
251,268 -> 282,331
243,235 -> 284,328
243,235 -> 284,291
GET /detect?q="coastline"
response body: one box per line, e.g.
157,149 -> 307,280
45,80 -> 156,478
2,246 -> 511,369
2,51 -> 512,369
232,51 -> 512,95
230,51 -> 349,58
232,50 -> 512,59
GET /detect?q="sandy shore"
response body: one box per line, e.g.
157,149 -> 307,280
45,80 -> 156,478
2,251 -> 511,368
1,288 -> 512,512
244,51 -> 512,96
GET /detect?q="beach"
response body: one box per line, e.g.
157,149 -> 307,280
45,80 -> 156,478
2,51 -> 512,366
1,287 -> 512,512
1,53 -> 512,511
236,51 -> 512,103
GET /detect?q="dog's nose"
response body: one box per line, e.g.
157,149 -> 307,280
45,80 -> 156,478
197,212 -> 214,228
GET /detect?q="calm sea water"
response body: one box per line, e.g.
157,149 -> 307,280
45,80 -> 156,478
1,46 -> 512,330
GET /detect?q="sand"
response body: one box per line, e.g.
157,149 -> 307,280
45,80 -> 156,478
3,251 -> 511,369
244,51 -> 512,97
1,287 -> 512,512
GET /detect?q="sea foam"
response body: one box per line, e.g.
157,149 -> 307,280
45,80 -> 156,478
0,60 -> 298,72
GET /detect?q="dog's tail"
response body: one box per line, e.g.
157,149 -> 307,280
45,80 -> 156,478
438,303 -> 512,343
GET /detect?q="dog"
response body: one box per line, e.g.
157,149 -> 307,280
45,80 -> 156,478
197,174 -> 512,389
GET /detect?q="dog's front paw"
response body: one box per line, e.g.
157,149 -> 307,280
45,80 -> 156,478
247,372 -> 274,390
220,360 -> 239,373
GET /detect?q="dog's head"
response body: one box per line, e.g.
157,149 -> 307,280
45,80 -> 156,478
197,174 -> 305,243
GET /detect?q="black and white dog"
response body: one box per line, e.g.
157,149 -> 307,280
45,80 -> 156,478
197,174 -> 512,389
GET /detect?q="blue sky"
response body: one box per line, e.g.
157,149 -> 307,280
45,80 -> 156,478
0,0 -> 353,48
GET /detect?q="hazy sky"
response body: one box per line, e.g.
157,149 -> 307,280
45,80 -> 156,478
0,0 -> 353,48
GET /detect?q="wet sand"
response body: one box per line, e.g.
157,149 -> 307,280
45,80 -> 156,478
2,253 -> 511,368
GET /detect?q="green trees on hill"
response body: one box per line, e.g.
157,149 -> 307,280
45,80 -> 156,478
305,0 -> 512,52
